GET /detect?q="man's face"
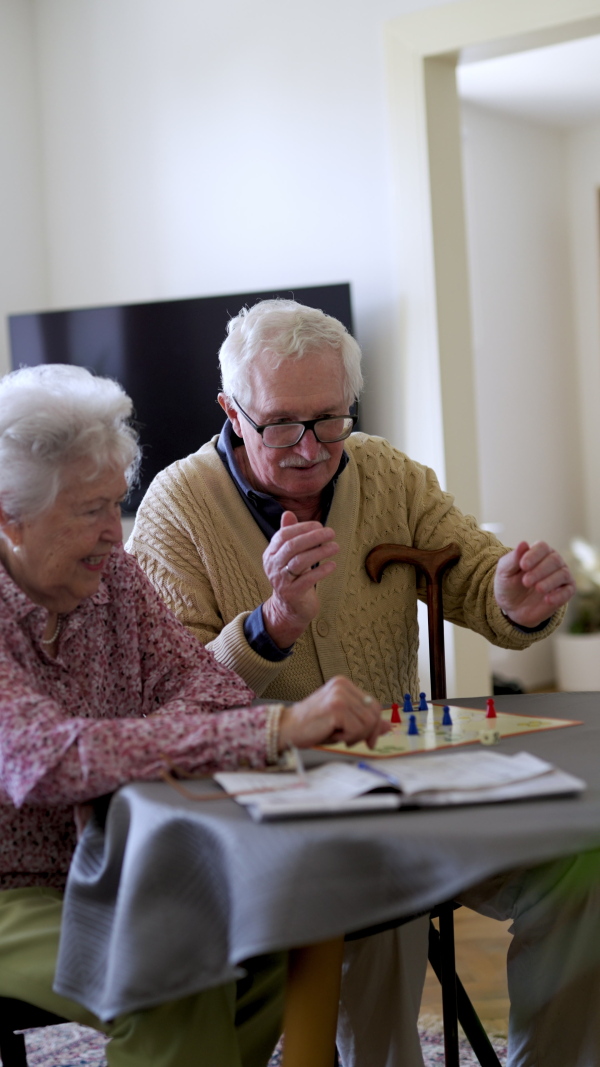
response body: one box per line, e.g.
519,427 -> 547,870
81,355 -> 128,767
222,348 -> 351,503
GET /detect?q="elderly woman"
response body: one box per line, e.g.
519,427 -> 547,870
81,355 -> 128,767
0,363 -> 385,1067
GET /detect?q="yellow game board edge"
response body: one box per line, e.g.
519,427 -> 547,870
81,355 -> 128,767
317,709 -> 583,760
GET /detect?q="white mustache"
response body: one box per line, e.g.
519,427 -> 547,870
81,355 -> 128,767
279,448 -> 331,469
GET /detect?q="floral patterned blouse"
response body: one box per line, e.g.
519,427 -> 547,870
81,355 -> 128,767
0,547 -> 268,889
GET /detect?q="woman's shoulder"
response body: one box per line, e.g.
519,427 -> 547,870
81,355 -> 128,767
97,547 -> 184,636
101,545 -> 149,600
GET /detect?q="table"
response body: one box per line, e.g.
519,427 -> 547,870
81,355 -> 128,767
54,693 -> 600,1063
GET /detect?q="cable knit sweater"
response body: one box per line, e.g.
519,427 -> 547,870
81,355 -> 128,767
128,433 -> 562,704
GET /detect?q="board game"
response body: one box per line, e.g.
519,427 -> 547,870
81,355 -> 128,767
319,700 -> 582,759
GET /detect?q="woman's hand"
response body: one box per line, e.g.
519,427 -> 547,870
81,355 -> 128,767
277,676 -> 389,752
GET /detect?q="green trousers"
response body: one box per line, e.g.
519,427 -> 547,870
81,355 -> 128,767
0,888 -> 285,1067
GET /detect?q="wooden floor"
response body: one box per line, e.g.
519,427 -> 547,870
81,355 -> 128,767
419,908 -> 512,1036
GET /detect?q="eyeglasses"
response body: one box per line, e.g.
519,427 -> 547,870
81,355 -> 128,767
233,397 -> 358,449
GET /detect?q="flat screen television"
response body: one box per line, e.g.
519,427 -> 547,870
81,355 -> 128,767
8,283 -> 354,512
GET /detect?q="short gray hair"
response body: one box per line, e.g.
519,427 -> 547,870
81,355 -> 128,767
219,299 -> 363,407
0,364 -> 140,519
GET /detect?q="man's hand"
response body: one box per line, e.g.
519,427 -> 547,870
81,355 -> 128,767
494,541 -> 575,628
278,676 -> 389,751
262,511 -> 339,648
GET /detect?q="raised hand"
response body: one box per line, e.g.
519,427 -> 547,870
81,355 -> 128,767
278,676 -> 389,751
262,511 -> 339,648
494,541 -> 575,628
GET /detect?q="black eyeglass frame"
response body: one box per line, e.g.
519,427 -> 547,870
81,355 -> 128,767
232,397 -> 359,449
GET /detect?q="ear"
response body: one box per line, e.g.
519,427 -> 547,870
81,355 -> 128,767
218,393 -> 244,439
0,504 -> 23,551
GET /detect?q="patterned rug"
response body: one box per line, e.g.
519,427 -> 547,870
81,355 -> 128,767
19,1019 -> 508,1065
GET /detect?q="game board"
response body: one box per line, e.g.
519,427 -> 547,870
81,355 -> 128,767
319,701 -> 582,759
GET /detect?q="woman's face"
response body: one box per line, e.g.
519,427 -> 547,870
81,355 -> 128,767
1,460 -> 127,614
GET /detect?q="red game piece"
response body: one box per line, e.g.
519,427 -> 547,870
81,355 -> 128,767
486,697 -> 497,719
390,702 -> 402,724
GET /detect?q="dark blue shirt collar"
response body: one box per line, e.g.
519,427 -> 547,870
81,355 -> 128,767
216,419 -> 348,541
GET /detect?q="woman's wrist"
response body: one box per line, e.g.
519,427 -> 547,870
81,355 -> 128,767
265,704 -> 286,764
277,706 -> 299,754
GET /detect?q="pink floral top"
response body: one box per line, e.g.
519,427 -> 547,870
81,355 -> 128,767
0,547 -> 268,889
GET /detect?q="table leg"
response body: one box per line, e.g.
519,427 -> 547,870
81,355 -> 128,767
282,936 -> 345,1067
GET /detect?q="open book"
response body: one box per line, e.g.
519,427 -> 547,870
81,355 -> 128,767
214,750 -> 585,822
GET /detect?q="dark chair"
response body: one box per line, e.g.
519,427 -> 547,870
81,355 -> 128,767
344,543 -> 502,1067
0,998 -> 69,1067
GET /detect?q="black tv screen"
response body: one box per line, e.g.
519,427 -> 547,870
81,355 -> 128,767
8,283 -> 353,512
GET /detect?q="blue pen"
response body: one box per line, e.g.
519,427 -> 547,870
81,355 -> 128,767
357,761 -> 400,787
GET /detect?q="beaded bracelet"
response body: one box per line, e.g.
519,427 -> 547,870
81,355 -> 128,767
265,703 -> 285,765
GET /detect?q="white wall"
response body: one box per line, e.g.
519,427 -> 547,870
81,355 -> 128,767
28,0 -> 454,447
0,0 -> 48,376
566,119 -> 600,546
460,101 -> 583,688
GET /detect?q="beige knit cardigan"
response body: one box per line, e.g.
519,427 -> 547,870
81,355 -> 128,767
127,433 -> 561,704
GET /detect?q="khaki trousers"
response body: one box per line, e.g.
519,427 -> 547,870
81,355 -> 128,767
0,887 -> 285,1067
337,849 -> 600,1067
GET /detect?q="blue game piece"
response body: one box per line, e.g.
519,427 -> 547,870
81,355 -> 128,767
403,693 -> 413,714
407,714 -> 419,736
418,692 -> 428,711
442,705 -> 453,727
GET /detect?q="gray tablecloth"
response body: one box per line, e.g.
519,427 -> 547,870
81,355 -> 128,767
54,692 -> 600,1020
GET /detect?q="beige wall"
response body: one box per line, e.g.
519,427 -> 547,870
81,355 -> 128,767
0,0 -> 48,375
384,0 -> 600,693
461,101 -> 583,688
462,102 -> 583,552
567,119 -> 600,546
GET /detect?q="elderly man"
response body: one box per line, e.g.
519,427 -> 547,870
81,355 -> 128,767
129,301 -> 600,1067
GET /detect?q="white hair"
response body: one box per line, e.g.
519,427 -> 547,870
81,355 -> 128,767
218,299 -> 363,407
0,364 -> 140,519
